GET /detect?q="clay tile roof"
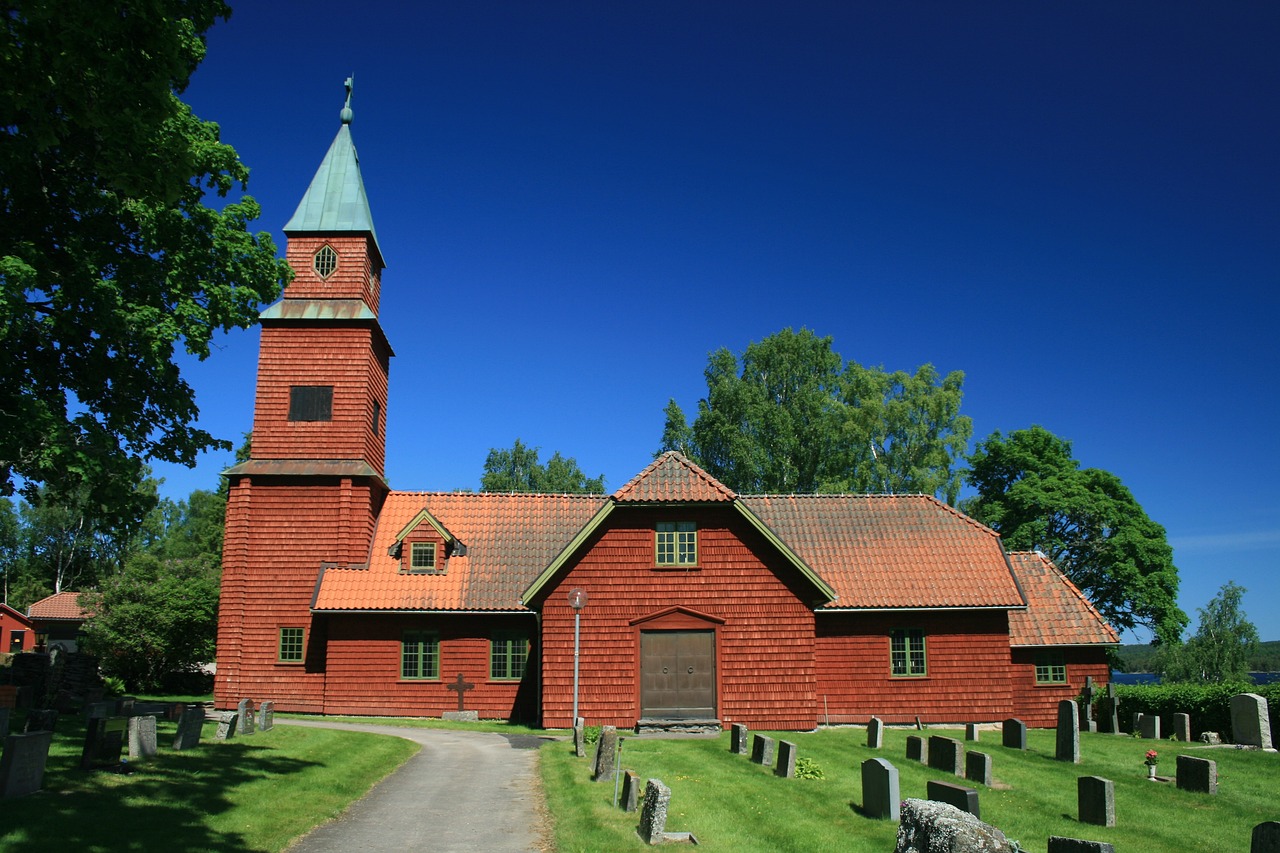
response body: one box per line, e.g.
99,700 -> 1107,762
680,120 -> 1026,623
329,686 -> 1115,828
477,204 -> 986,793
613,452 -> 736,503
27,591 -> 92,621
740,494 -> 1026,610
1006,551 -> 1119,646
312,491 -> 607,612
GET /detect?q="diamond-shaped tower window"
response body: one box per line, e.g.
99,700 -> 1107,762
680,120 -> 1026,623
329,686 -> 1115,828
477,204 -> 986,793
313,245 -> 338,278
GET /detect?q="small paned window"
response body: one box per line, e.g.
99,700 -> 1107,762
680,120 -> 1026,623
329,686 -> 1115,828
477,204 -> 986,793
313,245 -> 338,278
491,634 -> 529,680
656,521 -> 697,566
409,542 -> 437,572
1034,651 -> 1067,684
289,385 -> 333,422
278,627 -> 305,663
890,628 -> 927,677
401,632 -> 439,680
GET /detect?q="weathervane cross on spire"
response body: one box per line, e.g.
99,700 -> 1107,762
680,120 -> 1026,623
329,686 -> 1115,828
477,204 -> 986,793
341,75 -> 354,124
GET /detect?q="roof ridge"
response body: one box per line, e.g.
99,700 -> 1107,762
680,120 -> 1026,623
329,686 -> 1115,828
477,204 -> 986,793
612,451 -> 735,502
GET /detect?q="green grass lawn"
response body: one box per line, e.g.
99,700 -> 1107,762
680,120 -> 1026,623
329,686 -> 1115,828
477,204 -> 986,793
1,711 -> 418,853
542,726 -> 1280,852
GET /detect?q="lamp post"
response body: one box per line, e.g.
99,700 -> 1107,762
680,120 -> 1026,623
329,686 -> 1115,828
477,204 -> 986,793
568,588 -> 588,724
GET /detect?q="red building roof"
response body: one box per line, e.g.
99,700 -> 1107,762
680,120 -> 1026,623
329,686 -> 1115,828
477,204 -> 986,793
26,591 -> 92,621
1006,551 -> 1119,646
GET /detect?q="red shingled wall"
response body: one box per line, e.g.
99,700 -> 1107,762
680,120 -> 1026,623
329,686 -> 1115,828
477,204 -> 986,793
538,505 -> 820,731
1010,646 -> 1111,727
814,610 -> 1016,724
285,235 -> 381,309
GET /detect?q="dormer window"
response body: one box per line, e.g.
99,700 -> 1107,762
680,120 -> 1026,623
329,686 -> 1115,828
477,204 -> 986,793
313,244 -> 338,278
410,542 -> 437,572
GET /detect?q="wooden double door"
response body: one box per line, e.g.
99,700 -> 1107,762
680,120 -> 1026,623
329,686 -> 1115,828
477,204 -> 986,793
639,630 -> 716,719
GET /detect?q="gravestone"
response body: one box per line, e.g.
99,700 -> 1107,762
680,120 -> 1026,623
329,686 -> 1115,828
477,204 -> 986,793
444,673 -> 478,721
0,708 -> 9,738
926,779 -> 981,818
592,725 -> 619,782
1171,712 -> 1191,742
128,715 -> 158,762
1254,821 -> 1280,853
173,705 -> 205,750
215,711 -> 238,740
928,735 -> 964,777
775,740 -> 797,778
84,700 -> 114,719
1139,713 -> 1160,740
621,769 -> 641,812
0,731 -> 54,798
117,697 -> 136,716
574,717 -> 586,758
24,709 -> 57,733
1231,693 -> 1275,751
964,723 -> 979,742
866,716 -> 883,749
236,699 -> 256,735
1048,837 -> 1116,853
1099,682 -> 1120,734
965,751 -> 992,787
168,702 -> 185,722
906,734 -> 928,763
750,734 -> 776,767
861,757 -> 900,820
1079,677 -> 1097,733
1002,718 -> 1026,750
1077,776 -> 1115,827
896,799 -> 1013,853
638,778 -> 670,845
1056,700 -> 1080,763
1200,731 -> 1223,745
80,715 -> 127,770
1176,755 -> 1217,794
258,701 -> 274,732
730,722 -> 749,755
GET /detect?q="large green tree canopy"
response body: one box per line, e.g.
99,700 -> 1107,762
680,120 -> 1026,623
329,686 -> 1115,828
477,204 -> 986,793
660,328 -> 972,502
480,439 -> 606,494
0,1 -> 290,518
963,425 -> 1187,645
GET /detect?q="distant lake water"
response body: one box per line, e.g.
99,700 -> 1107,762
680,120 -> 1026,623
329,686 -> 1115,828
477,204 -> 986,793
1111,672 -> 1280,686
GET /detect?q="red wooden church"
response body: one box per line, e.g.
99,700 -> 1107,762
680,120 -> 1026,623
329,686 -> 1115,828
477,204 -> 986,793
214,95 -> 1117,730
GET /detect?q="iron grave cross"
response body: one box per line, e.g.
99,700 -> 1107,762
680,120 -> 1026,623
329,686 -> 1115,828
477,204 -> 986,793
447,672 -> 475,712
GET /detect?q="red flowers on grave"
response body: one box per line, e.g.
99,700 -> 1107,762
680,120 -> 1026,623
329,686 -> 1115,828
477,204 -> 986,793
1144,749 -> 1158,767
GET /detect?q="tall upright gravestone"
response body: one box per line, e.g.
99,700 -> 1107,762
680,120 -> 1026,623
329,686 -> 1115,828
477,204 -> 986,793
861,757 -> 900,820
592,725 -> 619,782
866,716 -> 884,749
174,705 -> 205,750
128,715 -> 158,762
236,699 -> 256,735
0,731 -> 54,799
1056,700 -> 1080,763
1231,693 -> 1275,751
1002,718 -> 1027,750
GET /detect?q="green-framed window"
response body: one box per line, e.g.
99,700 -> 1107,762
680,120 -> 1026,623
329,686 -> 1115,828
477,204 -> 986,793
890,628 -> 927,677
410,542 -> 437,571
401,631 -> 439,680
490,633 -> 529,680
656,521 -> 697,566
1034,651 -> 1067,684
278,627 -> 305,663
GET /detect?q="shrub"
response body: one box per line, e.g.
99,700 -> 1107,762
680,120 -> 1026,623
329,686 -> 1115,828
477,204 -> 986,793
1113,681 -> 1280,741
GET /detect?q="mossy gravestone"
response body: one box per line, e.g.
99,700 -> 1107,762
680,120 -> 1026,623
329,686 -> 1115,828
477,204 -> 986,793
0,731 -> 54,798
592,725 -> 618,782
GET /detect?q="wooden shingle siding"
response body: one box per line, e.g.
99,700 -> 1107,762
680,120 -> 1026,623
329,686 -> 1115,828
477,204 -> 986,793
285,235 -> 382,309
1010,646 -> 1111,727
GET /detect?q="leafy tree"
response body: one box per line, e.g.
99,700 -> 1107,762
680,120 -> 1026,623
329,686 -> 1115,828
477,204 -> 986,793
481,439 -> 606,494
1,2 -> 291,519
659,328 -> 972,501
1160,582 -> 1260,683
963,425 -> 1187,645
78,552 -> 220,692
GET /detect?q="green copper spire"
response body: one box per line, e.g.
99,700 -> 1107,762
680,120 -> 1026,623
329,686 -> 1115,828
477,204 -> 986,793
284,77 -> 383,262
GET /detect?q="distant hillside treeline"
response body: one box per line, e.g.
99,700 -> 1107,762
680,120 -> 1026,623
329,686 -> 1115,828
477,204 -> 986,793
1115,640 -> 1280,673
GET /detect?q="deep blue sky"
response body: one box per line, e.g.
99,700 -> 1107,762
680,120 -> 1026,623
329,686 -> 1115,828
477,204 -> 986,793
161,2 -> 1279,642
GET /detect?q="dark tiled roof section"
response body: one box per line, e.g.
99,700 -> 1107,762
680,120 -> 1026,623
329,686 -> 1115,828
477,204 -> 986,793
27,591 -> 92,620
612,452 -> 736,503
313,491 -> 607,612
741,493 -> 1025,609
1006,551 -> 1119,646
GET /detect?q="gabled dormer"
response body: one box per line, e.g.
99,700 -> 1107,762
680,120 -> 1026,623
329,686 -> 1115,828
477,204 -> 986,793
387,507 -> 467,574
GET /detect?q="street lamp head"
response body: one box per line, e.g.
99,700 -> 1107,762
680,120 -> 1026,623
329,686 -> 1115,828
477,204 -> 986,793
568,588 -> 588,610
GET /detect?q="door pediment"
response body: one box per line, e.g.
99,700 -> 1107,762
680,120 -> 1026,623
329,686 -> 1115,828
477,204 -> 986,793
630,605 -> 726,630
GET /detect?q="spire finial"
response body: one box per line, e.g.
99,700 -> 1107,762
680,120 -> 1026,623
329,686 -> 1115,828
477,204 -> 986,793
340,75 -> 354,124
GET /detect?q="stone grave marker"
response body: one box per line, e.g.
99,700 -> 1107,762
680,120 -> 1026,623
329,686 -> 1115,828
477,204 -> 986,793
168,702 -> 185,722
0,731 -> 54,798
215,711 -> 238,740
1176,755 -> 1217,794
926,779 -> 981,818
1254,821 -> 1280,853
258,701 -> 275,732
574,717 -> 586,758
964,723 -> 979,742
1200,731 -> 1223,745
174,705 -> 205,750
84,700 -> 114,719
750,734 -> 775,767
775,740 -> 797,778
24,709 -> 58,733
621,769 -> 641,812
592,725 -> 619,782
1077,776 -> 1115,827
1002,718 -> 1026,750
928,735 -> 964,777
1079,677 -> 1097,733
860,757 -> 900,820
897,799 -> 1011,852
965,751 -> 992,787
1048,837 -> 1116,853
1171,712 -> 1191,742
1056,700 -> 1080,763
866,716 -> 883,749
444,673 -> 479,721
117,697 -> 136,716
236,699 -> 256,735
638,778 -> 670,845
1099,682 -> 1120,734
80,715 -> 127,770
1231,693 -> 1275,751
1139,713 -> 1160,740
0,708 -> 9,739
128,715 -> 158,762
906,734 -> 928,763
730,722 -> 749,755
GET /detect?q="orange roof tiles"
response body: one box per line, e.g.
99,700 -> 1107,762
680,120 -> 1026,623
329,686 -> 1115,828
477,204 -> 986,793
613,452 -> 736,503
1006,551 -> 1119,646
27,591 -> 92,621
